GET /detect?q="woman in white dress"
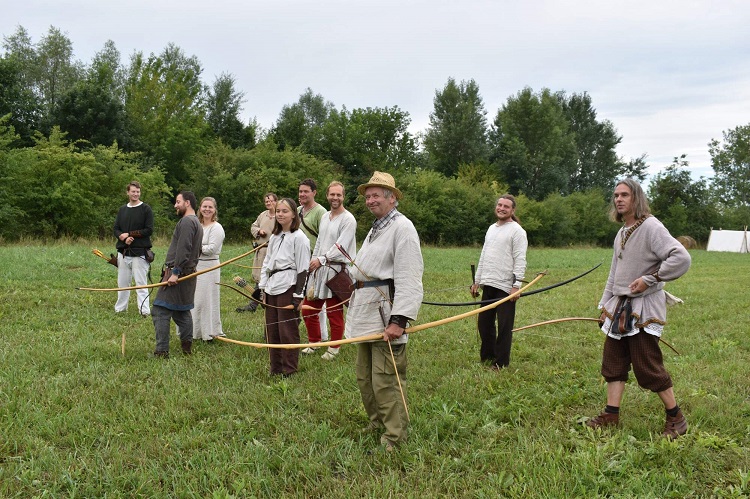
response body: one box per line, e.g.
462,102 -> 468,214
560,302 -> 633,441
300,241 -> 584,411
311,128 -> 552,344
192,197 -> 226,341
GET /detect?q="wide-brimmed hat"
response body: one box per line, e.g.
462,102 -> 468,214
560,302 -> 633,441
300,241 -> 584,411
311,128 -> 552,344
357,171 -> 402,199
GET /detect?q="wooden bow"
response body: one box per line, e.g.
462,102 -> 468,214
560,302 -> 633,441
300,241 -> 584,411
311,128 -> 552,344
422,263 -> 601,307
231,263 -> 262,269
216,282 -> 351,311
214,271 -> 546,349
511,316 -> 681,355
77,243 -> 266,292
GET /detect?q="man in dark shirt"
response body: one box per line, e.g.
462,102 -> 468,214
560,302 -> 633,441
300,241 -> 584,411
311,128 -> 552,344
152,191 -> 203,358
113,181 -> 154,316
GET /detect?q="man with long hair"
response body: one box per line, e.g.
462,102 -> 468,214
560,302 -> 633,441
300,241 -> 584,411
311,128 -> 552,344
587,178 -> 691,439
471,194 -> 528,370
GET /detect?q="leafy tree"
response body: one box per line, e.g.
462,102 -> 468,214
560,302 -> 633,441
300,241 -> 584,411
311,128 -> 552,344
35,26 -> 82,129
648,154 -> 718,241
1,26 -> 42,145
305,105 -> 418,188
188,141 -> 342,240
0,126 -> 170,240
124,43 -> 209,188
0,56 -> 41,146
54,42 -> 128,148
206,72 -> 253,148
397,170 -> 497,245
557,91 -> 623,192
423,78 -> 489,177
490,87 -> 577,200
1,26 -> 36,88
54,80 -> 128,148
89,40 -> 125,94
709,124 -> 750,207
272,88 -> 333,150
620,154 -> 649,182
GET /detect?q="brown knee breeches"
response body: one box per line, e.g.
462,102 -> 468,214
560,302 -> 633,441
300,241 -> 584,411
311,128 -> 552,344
601,331 -> 673,393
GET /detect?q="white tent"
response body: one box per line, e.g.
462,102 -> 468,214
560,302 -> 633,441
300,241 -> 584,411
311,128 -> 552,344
706,227 -> 749,253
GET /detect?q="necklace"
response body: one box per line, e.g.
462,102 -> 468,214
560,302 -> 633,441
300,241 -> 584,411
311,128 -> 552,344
619,216 -> 648,259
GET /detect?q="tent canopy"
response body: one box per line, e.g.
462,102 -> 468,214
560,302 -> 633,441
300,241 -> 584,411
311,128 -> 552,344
706,228 -> 749,253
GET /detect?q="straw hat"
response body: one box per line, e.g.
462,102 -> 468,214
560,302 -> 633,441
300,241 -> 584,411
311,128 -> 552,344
357,171 -> 402,199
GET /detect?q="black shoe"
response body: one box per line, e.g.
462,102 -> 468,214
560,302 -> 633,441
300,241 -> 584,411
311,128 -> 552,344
181,340 -> 192,355
236,302 -> 257,313
153,351 -> 169,359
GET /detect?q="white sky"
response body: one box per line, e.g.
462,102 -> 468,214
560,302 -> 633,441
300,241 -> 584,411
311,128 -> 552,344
4,0 -> 749,180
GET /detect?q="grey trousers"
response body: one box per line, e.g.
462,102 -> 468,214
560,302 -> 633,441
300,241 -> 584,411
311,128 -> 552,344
152,304 -> 193,353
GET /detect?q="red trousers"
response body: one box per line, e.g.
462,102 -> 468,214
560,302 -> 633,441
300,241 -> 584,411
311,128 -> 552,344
301,297 -> 345,344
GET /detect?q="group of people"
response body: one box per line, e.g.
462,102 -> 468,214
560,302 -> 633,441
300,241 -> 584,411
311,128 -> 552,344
111,173 -> 692,449
113,184 -> 225,356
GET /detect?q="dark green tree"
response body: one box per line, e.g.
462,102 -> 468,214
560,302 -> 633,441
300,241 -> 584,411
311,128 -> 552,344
1,25 -> 37,90
709,124 -> 750,207
124,43 -> 209,188
206,72 -> 254,148
1,26 -> 43,145
35,26 -> 82,130
423,78 -> 489,177
620,154 -> 649,182
54,80 -> 127,148
54,41 -> 128,148
305,105 -> 418,188
557,91 -> 623,192
490,87 -> 577,200
272,88 -> 333,150
648,154 -> 718,241
0,57 -> 41,146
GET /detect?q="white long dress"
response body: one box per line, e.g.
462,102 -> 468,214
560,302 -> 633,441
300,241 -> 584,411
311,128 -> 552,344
192,222 -> 225,340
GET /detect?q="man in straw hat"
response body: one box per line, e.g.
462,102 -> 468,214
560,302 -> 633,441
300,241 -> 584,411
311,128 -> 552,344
345,171 -> 423,452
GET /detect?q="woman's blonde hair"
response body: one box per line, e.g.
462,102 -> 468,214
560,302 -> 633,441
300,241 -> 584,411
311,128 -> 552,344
198,197 -> 218,223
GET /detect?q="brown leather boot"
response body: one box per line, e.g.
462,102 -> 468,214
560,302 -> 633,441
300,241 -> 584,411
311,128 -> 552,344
586,411 -> 620,429
662,409 -> 688,439
181,340 -> 192,355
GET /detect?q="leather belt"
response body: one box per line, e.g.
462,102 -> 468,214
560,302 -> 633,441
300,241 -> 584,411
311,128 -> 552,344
354,279 -> 393,289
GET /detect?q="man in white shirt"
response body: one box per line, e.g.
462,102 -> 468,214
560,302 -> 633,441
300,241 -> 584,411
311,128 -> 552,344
346,171 -> 423,452
471,195 -> 528,370
301,181 -> 357,360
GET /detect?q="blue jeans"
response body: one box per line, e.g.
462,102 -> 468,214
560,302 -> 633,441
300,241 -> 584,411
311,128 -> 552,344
152,304 -> 193,353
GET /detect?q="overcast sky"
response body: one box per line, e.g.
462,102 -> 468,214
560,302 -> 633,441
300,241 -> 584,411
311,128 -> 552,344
4,0 -> 749,180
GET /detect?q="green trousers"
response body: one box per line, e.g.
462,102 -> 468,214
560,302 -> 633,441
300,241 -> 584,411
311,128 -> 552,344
356,341 -> 408,445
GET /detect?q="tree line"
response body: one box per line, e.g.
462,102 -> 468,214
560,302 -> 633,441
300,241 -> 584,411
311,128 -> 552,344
1,26 -> 748,245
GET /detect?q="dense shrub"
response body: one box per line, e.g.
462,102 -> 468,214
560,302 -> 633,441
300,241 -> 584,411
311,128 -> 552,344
0,126 -> 171,241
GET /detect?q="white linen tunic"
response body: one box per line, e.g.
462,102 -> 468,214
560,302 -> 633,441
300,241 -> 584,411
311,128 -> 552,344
309,209 -> 357,300
345,214 -> 423,346
192,222 -> 225,340
259,230 -> 311,296
475,221 -> 527,293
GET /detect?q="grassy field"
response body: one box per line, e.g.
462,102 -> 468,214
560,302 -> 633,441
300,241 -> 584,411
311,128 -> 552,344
1,242 -> 748,497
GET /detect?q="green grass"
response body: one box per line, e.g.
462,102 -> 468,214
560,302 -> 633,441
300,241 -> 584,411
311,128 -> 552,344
1,243 -> 749,497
